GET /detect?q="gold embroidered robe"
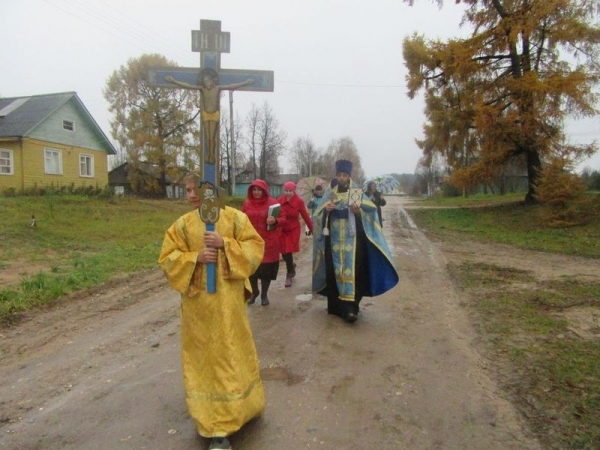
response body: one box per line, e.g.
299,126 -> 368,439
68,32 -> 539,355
158,206 -> 265,437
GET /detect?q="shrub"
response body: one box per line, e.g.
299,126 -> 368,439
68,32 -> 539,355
535,159 -> 589,227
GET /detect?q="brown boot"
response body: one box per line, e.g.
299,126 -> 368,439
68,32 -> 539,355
285,276 -> 292,287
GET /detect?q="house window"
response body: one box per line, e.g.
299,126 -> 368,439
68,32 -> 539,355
0,149 -> 13,175
80,154 -> 94,177
44,148 -> 63,175
63,120 -> 74,131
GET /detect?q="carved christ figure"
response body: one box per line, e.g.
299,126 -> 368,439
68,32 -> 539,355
165,68 -> 254,164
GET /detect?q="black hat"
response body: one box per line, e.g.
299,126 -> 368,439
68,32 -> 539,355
335,159 -> 353,176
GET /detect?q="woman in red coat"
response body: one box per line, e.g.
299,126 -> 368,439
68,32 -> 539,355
278,181 -> 314,287
242,179 -> 285,305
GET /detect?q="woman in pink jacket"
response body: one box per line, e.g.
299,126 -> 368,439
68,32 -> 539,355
278,181 -> 313,287
242,179 -> 285,305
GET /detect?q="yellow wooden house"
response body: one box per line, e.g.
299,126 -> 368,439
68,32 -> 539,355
0,92 -> 116,193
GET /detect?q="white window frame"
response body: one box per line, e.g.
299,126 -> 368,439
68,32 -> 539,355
80,153 -> 94,177
44,147 -> 63,175
0,148 -> 14,175
62,119 -> 74,132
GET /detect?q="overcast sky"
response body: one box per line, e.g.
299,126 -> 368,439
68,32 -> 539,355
1,0 -> 598,177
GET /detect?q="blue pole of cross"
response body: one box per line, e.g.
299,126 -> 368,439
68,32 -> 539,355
206,223 -> 216,293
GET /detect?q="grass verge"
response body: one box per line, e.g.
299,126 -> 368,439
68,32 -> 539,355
409,196 -> 600,449
408,196 -> 600,258
0,194 -> 244,323
449,263 -> 600,449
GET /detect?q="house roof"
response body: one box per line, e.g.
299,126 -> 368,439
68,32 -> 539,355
0,92 -> 116,155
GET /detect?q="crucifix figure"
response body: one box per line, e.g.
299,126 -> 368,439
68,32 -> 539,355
148,19 -> 274,185
164,69 -> 254,164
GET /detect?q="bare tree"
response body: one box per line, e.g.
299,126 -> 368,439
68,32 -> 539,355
256,102 -> 285,180
415,153 -> 446,198
179,127 -> 202,172
219,109 -> 233,191
289,136 -> 320,177
245,104 -> 260,180
219,109 -> 245,194
108,146 -> 128,170
323,137 -> 365,184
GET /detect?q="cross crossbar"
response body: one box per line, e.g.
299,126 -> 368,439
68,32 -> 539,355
147,67 -> 274,92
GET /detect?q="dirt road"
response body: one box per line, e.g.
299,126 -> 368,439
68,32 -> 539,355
0,197 -> 546,450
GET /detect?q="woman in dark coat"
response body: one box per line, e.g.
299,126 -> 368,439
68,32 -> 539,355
278,181 -> 313,287
366,181 -> 386,227
242,179 -> 285,305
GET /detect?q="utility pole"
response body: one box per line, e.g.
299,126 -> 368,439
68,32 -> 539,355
229,91 -> 236,196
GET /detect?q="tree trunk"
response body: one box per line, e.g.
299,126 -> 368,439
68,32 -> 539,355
525,148 -> 541,204
158,156 -> 168,199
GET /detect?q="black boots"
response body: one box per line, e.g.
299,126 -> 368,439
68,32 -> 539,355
248,292 -> 259,305
261,293 -> 270,306
248,278 -> 271,306
248,276 -> 259,305
260,280 -> 270,305
345,312 -> 358,323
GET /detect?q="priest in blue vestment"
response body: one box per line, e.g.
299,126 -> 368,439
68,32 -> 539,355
312,159 -> 399,323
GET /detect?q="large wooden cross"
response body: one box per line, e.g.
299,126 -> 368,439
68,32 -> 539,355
149,19 -> 273,293
148,19 -> 274,187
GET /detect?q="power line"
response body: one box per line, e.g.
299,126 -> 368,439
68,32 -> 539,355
43,0 -> 192,63
277,80 -> 405,89
42,0 -> 148,53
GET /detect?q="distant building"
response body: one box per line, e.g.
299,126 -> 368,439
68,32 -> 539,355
234,172 -> 301,197
108,161 -> 187,198
0,92 -> 116,193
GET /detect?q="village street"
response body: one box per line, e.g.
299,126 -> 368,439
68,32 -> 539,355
0,197 -> 545,450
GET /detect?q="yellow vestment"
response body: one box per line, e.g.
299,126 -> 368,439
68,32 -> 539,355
158,206 -> 266,437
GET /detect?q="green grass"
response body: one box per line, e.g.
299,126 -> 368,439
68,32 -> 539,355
0,194 -> 245,322
409,196 -> 600,258
410,191 -> 525,208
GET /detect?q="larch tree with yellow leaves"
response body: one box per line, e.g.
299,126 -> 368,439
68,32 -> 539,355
403,0 -> 599,202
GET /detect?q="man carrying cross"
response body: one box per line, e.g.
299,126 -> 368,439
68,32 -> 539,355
159,172 -> 265,450
154,19 -> 274,450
